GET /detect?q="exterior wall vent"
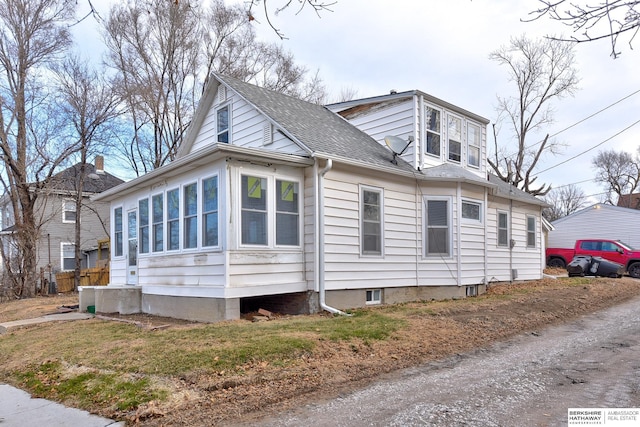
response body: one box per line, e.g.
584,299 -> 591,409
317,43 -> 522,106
512,269 -> 518,281
263,123 -> 273,145
218,86 -> 227,103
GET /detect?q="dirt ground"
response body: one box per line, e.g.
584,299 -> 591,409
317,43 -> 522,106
2,273 -> 640,426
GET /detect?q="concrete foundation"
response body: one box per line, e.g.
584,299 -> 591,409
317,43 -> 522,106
142,294 -> 239,323
325,284 -> 487,310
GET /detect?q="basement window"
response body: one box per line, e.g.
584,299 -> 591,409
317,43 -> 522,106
366,289 -> 381,305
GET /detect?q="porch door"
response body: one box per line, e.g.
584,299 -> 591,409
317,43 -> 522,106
127,209 -> 138,285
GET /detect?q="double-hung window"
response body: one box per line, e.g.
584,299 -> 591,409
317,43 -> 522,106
63,200 -> 76,223
425,199 -> 450,256
217,105 -> 229,143
139,198 -> 149,254
526,215 -> 536,248
152,194 -> 164,252
468,122 -> 481,168
276,180 -> 299,246
203,176 -> 219,247
361,187 -> 383,255
184,183 -> 198,249
447,114 -> 462,163
497,211 -> 509,247
61,243 -> 76,270
167,188 -> 180,251
425,106 -> 441,157
114,207 -> 123,257
241,175 -> 267,245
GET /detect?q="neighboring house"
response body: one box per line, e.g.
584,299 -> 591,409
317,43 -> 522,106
0,157 -> 124,288
617,193 -> 640,210
548,203 -> 640,249
87,74 -> 547,322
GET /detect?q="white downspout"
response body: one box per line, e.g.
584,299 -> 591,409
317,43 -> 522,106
317,158 -> 350,316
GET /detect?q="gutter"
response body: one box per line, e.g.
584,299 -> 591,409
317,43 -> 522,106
317,159 -> 350,316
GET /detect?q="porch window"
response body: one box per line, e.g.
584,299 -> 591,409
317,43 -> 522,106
468,123 -> 481,168
61,243 -> 75,270
114,207 -> 123,257
526,215 -> 536,248
167,188 -> 179,251
425,105 -> 441,157
361,187 -> 383,255
139,198 -> 149,254
241,175 -> 267,245
202,176 -> 219,247
217,105 -> 229,143
447,114 -> 462,163
276,179 -> 299,246
425,199 -> 450,256
497,211 -> 509,247
62,199 -> 76,223
184,182 -> 198,249
152,194 -> 164,252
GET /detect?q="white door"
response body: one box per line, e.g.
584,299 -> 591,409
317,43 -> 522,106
127,209 -> 138,285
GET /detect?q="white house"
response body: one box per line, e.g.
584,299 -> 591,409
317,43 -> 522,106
83,74 -> 547,322
548,203 -> 640,249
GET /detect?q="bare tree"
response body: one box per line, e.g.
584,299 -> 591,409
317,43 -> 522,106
245,0 -> 336,39
105,0 -> 326,175
0,0 -> 77,298
592,147 -> 640,204
542,184 -> 588,221
526,1 -> 640,58
54,56 -> 120,290
489,35 -> 580,196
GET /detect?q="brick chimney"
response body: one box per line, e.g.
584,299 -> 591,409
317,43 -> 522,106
95,155 -> 104,174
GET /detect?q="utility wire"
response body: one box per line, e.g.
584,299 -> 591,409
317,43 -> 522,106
536,118 -> 640,175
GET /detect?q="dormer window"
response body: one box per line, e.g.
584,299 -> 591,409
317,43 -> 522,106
468,123 -> 481,168
425,106 -> 441,157
447,114 -> 462,163
217,105 -> 229,143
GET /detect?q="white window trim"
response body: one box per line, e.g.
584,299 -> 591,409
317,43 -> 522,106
424,104 -> 442,158
60,242 -> 75,271
423,196 -> 453,258
138,197 -> 150,255
467,122 -> 481,169
497,210 -> 510,248
526,215 -> 537,248
446,113 -> 463,164
183,181 -> 199,251
360,185 -> 384,257
113,206 -> 124,258
366,289 -> 382,305
201,174 -> 221,250
237,170 -> 302,250
461,199 -> 483,225
62,199 -> 77,224
166,187 -> 180,252
151,192 -> 165,253
216,103 -> 231,144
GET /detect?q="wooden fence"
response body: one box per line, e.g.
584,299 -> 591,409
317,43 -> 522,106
55,266 -> 109,293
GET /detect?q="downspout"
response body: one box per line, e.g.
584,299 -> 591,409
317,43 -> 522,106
317,158 -> 350,316
509,197 -> 514,283
456,182 -> 462,286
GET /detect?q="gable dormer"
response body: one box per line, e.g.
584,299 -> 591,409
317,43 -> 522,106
327,91 -> 489,178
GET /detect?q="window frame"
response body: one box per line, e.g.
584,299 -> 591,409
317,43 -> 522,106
184,182 -> 198,250
114,206 -> 123,257
497,210 -> 509,247
424,197 -> 452,257
447,113 -> 463,163
424,104 -> 442,158
526,215 -> 537,248
152,193 -> 164,253
138,198 -> 150,254
366,289 -> 382,305
360,185 -> 384,256
467,122 -> 481,168
61,242 -> 76,271
275,179 -> 300,247
461,199 -> 483,224
62,199 -> 77,224
216,104 -> 230,143
202,175 -> 219,248
166,188 -> 180,251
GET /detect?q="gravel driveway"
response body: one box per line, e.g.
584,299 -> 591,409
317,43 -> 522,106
258,294 -> 640,427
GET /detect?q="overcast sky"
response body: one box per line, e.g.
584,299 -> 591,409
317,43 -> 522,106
74,1 -> 640,203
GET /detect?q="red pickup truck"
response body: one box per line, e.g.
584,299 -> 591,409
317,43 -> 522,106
546,239 -> 640,278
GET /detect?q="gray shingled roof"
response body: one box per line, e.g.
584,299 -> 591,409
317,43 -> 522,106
216,73 -> 417,174
49,163 -> 124,193
487,174 -> 548,207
